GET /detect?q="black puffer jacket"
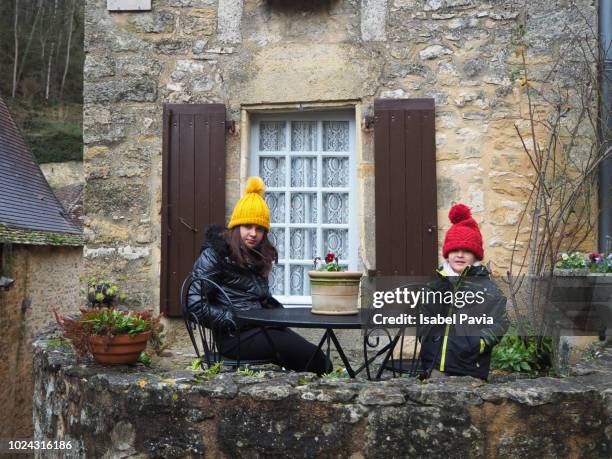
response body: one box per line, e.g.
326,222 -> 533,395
419,265 -> 509,379
186,225 -> 282,333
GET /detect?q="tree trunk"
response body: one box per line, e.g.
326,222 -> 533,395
11,0 -> 19,98
16,0 -> 43,90
44,0 -> 58,101
59,0 -> 76,102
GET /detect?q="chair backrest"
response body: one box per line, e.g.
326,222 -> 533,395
180,273 -> 273,369
180,273 -> 225,368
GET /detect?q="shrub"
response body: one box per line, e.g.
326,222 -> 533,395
491,331 -> 553,374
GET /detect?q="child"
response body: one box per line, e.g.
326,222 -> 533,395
419,203 -> 509,379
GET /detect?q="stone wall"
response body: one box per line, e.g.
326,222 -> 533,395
0,244 -> 83,438
32,333 -> 611,458
83,0 -> 599,311
39,161 -> 84,191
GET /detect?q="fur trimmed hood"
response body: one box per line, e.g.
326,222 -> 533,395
200,224 -> 230,257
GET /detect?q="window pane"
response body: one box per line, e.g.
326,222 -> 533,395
290,157 -> 317,187
260,122 -> 286,151
290,265 -> 305,295
323,229 -> 348,259
260,157 -> 286,187
265,192 -> 286,223
269,227 -> 285,259
291,121 -> 317,151
323,193 -> 349,224
290,193 -> 318,224
323,157 -> 349,187
323,121 -> 349,151
290,228 -> 317,260
269,265 -> 285,295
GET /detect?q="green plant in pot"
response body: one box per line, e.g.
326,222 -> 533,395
553,252 -> 590,276
87,277 -> 126,307
54,307 -> 164,365
308,252 -> 362,315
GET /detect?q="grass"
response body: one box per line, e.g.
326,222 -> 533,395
6,99 -> 82,164
189,358 -> 223,381
322,367 -> 350,378
46,335 -> 70,350
138,352 -> 152,366
235,367 -> 265,378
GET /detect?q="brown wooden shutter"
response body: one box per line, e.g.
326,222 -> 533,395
161,104 -> 226,317
374,99 -> 437,276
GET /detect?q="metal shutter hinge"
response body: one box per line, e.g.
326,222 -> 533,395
225,120 -> 237,135
362,115 -> 375,131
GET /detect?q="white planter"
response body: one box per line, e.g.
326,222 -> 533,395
308,271 -> 362,315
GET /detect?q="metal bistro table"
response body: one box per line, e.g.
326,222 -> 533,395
235,307 -> 364,377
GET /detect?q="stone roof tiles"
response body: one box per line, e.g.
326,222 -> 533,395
0,94 -> 82,244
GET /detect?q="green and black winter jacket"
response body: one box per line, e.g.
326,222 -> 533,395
418,265 -> 509,379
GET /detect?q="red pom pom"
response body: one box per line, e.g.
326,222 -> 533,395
448,204 -> 472,224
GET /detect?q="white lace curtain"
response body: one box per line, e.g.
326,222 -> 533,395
258,120 -> 351,297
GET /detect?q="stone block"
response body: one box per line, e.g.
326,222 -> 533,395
191,38 -> 209,55
361,0 -> 387,42
85,218 -> 130,244
85,179 -> 149,217
180,13 -> 215,36
364,405 -> 484,458
489,171 -> 532,200
437,176 -> 460,208
462,58 -> 487,78
127,11 -> 175,33
115,56 -> 162,77
84,54 -> 116,80
419,44 -> 454,60
155,39 -> 191,54
217,0 -> 243,44
84,78 -> 158,104
166,0 -> 214,6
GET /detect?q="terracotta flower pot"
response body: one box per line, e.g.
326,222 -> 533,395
87,331 -> 151,365
308,271 -> 362,315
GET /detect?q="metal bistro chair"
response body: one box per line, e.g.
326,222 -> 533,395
361,282 -> 428,380
180,273 -> 273,370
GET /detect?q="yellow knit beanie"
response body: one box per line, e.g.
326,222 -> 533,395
228,176 -> 270,231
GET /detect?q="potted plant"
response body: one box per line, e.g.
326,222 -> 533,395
308,252 -> 362,315
54,307 -> 164,365
587,252 -> 612,275
553,252 -> 590,276
551,251 -> 612,346
86,277 -> 126,307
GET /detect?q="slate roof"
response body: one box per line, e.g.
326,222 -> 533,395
0,94 -> 82,245
54,183 -> 84,231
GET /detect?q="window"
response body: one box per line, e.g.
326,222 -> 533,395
250,111 -> 357,305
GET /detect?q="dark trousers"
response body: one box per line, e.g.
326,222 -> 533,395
217,327 -> 331,375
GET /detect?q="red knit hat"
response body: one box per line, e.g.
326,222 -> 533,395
442,204 -> 484,260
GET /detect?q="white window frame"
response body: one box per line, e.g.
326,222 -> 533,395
250,110 -> 357,306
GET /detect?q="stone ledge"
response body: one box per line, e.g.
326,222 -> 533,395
33,333 -> 611,458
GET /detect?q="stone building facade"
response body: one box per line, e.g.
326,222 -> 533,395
0,93 -> 84,438
0,244 -> 83,438
83,0 -> 599,313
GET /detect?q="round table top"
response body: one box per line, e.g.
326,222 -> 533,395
235,307 -> 363,329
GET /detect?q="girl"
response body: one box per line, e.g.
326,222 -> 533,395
187,176 -> 330,375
